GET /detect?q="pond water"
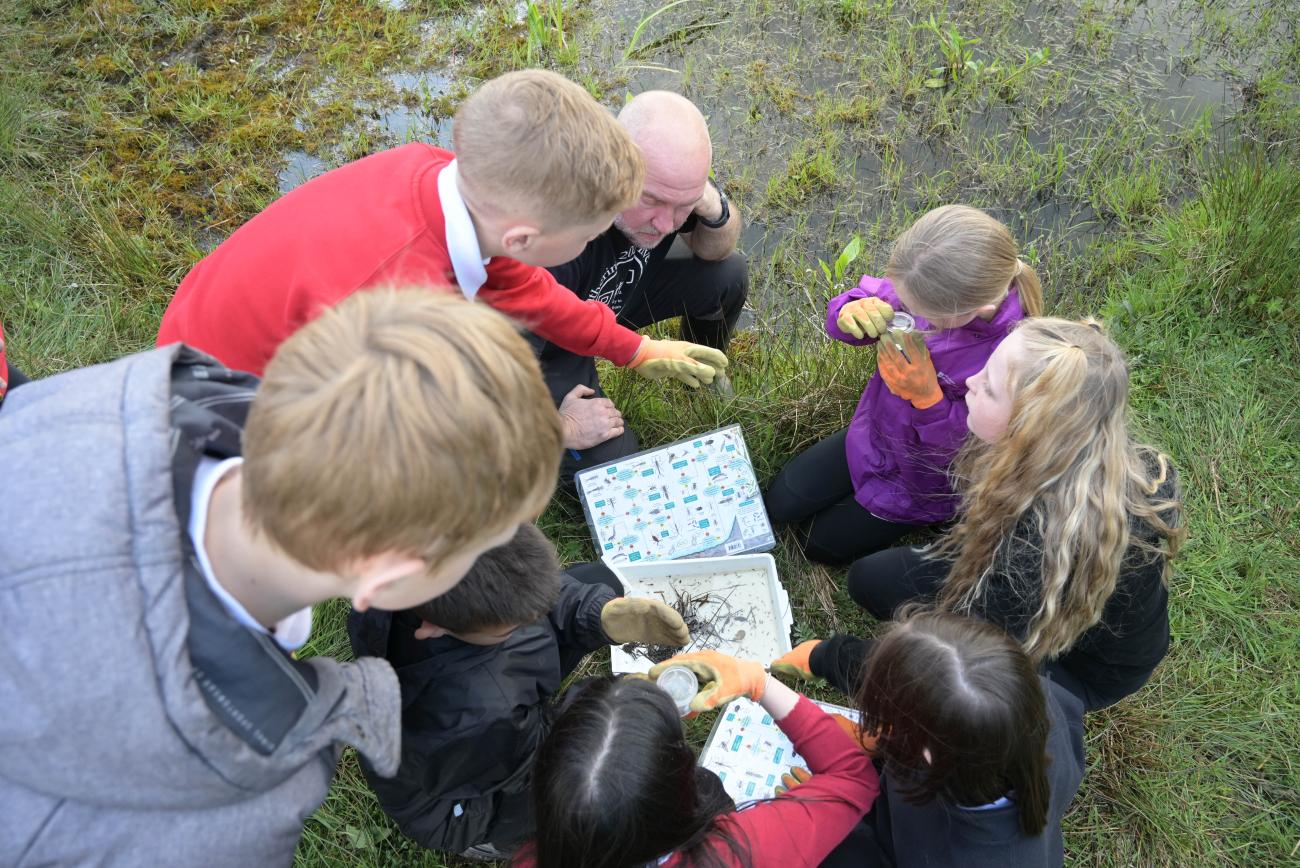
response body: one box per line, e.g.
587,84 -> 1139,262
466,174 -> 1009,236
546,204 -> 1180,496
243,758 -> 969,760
274,0 -> 1281,315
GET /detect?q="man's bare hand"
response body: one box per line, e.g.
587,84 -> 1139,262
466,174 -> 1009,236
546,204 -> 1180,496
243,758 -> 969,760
559,384 -> 625,450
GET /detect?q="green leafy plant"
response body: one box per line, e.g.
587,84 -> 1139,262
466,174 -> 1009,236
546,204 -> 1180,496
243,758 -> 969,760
523,0 -> 574,65
916,14 -> 980,88
818,235 -> 864,289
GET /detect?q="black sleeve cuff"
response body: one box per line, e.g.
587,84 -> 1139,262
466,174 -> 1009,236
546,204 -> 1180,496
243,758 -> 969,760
811,633 -> 877,697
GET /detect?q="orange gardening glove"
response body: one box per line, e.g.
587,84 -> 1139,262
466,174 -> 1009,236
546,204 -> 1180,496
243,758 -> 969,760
628,337 -> 729,388
769,640 -> 822,682
829,713 -> 880,755
836,297 -> 894,340
649,650 -> 766,713
774,766 -> 812,795
877,331 -> 943,410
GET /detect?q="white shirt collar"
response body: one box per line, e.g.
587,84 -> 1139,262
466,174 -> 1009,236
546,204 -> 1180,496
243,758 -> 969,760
437,159 -> 489,299
189,456 -> 313,652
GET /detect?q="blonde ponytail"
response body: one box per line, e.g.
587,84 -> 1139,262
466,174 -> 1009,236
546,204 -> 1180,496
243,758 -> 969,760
1014,260 -> 1044,316
886,205 -> 1044,317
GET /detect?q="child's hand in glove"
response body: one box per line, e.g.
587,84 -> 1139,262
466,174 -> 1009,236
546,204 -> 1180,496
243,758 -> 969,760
649,650 -> 767,713
770,640 -> 822,681
600,597 -> 690,646
877,331 -> 942,409
836,297 -> 894,340
628,337 -> 728,388
774,766 -> 812,796
829,713 -> 879,754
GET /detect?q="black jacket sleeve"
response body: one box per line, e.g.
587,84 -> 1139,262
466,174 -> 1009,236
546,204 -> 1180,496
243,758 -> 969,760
547,572 -> 617,654
810,633 -> 876,697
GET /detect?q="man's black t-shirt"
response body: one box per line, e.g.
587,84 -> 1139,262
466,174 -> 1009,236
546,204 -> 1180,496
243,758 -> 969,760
546,215 -> 698,315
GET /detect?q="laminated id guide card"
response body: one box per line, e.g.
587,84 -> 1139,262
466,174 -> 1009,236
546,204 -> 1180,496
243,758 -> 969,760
698,698 -> 862,804
575,424 -> 775,564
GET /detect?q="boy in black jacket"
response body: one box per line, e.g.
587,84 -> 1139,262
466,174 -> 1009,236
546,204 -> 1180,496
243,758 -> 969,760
347,523 -> 688,859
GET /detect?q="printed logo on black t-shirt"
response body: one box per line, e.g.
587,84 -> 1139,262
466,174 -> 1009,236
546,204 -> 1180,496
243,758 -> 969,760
591,247 -> 651,315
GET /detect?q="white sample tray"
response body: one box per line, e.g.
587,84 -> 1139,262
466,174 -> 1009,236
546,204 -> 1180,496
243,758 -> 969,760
608,554 -> 793,675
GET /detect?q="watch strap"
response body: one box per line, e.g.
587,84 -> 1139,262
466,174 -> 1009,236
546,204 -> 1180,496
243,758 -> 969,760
696,179 -> 730,229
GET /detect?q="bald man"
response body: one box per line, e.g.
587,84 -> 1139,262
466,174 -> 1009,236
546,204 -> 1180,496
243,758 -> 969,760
539,91 -> 748,488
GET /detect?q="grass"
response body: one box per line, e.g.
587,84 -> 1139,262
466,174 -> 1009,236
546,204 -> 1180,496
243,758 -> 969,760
1,0 -> 1298,865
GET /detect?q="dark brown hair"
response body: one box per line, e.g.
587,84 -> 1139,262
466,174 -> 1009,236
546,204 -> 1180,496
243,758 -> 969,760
857,612 -> 1052,835
407,523 -> 560,633
521,676 -> 743,868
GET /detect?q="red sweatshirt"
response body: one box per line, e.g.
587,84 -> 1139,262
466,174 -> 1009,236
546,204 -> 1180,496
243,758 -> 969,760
516,696 -> 880,868
157,144 -> 644,375
0,318 -> 7,401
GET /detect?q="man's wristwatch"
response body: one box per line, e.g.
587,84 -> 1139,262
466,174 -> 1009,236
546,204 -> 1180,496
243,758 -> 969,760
696,178 -> 730,229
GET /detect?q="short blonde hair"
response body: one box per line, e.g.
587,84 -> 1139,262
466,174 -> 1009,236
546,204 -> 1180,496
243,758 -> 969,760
454,69 -> 644,225
886,205 -> 1044,317
242,289 -> 562,573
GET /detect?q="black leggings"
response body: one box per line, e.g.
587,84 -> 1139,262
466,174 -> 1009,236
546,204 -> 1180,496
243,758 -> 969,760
764,428 -> 921,564
846,544 -> 949,618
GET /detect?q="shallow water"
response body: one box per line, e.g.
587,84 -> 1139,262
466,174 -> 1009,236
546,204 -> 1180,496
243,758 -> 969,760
273,0 -> 1283,315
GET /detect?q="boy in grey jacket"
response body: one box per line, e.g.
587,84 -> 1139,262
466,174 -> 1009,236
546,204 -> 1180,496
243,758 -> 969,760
0,290 -> 563,867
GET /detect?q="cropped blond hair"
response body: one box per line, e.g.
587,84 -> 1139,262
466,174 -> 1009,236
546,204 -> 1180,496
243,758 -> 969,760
454,69 -> 644,225
887,205 -> 1044,318
242,289 -> 562,574
933,318 -> 1182,663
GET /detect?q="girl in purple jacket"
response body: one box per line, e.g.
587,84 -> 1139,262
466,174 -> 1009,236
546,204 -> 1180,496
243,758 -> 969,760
765,205 -> 1043,563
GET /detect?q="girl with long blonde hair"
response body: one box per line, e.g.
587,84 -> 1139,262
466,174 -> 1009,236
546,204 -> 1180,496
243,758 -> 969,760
766,205 -> 1044,564
774,318 -> 1182,711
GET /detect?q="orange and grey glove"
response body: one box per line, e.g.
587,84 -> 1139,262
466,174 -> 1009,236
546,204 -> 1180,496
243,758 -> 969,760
829,713 -> 880,755
649,650 -> 766,713
769,640 -> 822,682
600,597 -> 690,646
628,337 -> 729,388
877,331 -> 942,410
774,766 -> 812,795
836,297 -> 894,340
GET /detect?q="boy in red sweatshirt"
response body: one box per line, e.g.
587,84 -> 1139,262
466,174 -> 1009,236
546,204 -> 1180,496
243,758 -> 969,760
158,70 -> 727,388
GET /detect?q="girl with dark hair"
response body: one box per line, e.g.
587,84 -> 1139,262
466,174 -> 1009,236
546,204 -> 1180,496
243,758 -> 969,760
775,319 -> 1183,711
513,652 -> 880,868
821,612 -> 1086,868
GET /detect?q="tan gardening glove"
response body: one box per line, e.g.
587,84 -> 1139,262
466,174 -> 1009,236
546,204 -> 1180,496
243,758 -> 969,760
836,297 -> 894,340
628,337 -> 729,388
600,597 -> 690,646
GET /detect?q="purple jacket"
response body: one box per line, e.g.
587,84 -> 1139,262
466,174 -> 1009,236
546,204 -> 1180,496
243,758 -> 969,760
826,275 -> 1026,524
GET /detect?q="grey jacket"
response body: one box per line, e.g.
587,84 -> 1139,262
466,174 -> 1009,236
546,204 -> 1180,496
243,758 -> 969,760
0,346 -> 401,867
